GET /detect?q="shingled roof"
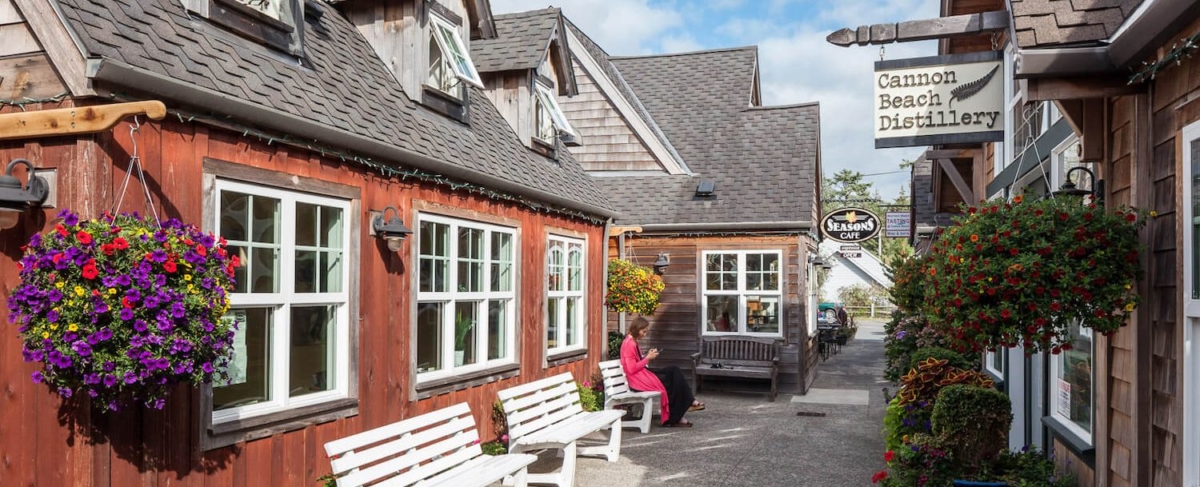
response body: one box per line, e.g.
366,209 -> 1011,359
471,8 -> 560,72
53,0 -> 613,216
590,48 -> 820,227
1011,0 -> 1144,48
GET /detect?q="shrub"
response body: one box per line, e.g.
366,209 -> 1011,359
909,347 -> 972,374
604,259 -> 664,315
896,357 -> 994,406
881,397 -> 932,453
577,381 -> 602,412
480,440 -> 507,456
876,433 -> 959,486
932,385 -> 1012,471
887,254 -> 928,312
883,311 -> 924,382
608,331 -> 625,360
10,210 -> 237,412
987,447 -> 1077,487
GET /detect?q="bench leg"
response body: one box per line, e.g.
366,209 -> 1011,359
510,467 -> 529,487
578,418 -> 622,462
524,441 -> 577,487
637,398 -> 652,433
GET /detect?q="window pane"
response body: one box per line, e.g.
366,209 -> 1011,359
705,272 -> 720,290
290,305 -> 336,398
416,303 -> 443,373
549,245 -> 564,291
488,300 -> 507,360
747,296 -> 779,334
706,296 -> 738,332
321,206 -> 343,248
295,250 -> 317,293
457,228 -> 483,293
420,221 -> 449,293
420,221 -> 449,257
568,244 -> 583,292
229,245 -> 248,294
220,191 -> 248,242
566,297 -> 579,346
762,253 -> 779,272
490,233 -> 513,292
214,308 -> 272,410
747,273 -> 762,291
320,251 -> 343,293
721,272 -> 737,290
455,302 -> 479,367
296,202 -> 318,247
763,271 -> 779,291
707,254 -> 734,272
251,247 -> 279,293
1056,324 -> 1093,434
747,253 -> 762,272
547,298 -> 559,348
252,195 -> 280,244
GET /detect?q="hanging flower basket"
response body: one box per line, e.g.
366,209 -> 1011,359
604,258 -> 665,315
924,195 -> 1147,354
9,210 -> 238,412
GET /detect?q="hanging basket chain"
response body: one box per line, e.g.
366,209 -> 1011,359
110,117 -> 162,227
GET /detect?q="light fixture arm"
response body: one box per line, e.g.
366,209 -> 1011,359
0,158 -> 49,206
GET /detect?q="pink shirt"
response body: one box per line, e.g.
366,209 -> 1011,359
619,335 -> 670,423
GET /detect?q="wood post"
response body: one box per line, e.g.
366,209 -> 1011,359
0,100 -> 166,141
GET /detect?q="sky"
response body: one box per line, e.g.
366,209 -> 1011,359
490,0 -> 941,201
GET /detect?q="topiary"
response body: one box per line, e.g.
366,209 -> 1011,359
909,347 -> 973,373
931,385 -> 1013,472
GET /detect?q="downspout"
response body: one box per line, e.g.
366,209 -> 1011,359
617,230 -> 626,335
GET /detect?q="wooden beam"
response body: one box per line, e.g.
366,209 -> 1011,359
924,148 -> 978,160
936,158 -> 974,203
12,0 -> 93,96
1080,98 -> 1105,163
827,10 -> 1008,47
609,226 -> 642,237
1025,76 -> 1142,101
0,100 -> 166,141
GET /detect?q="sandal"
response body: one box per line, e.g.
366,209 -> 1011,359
688,402 -> 706,412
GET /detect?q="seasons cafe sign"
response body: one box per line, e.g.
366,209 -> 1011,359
821,208 -> 880,243
874,51 -> 1004,148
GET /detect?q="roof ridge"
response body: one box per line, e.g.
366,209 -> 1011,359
609,45 -> 757,60
493,7 -> 561,19
746,101 -> 820,110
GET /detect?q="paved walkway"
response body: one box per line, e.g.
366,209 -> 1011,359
524,319 -> 891,487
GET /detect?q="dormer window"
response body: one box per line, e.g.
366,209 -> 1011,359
534,83 -> 577,146
234,0 -> 281,19
429,15 -> 484,92
185,0 -> 305,55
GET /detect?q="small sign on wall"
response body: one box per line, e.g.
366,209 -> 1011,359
875,51 -> 1004,148
821,208 -> 881,243
1056,379 -> 1072,418
886,212 -> 911,238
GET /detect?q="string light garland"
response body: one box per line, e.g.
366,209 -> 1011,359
1129,32 -> 1200,84
0,92 -> 70,110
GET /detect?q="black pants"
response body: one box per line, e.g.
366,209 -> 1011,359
651,365 -> 695,424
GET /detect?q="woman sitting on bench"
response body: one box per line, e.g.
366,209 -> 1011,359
620,317 -> 704,427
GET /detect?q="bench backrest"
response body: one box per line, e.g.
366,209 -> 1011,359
324,402 -> 482,487
696,336 -> 781,367
598,359 -> 631,397
497,372 -> 582,442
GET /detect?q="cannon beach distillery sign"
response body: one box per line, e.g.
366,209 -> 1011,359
875,51 -> 1004,148
821,208 -> 881,243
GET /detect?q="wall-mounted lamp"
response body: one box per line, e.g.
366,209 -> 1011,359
371,206 -> 412,252
653,252 -> 669,274
0,159 -> 49,230
810,256 -> 826,267
1051,166 -> 1104,204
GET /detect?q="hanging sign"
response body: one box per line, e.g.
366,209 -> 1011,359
886,212 -> 911,238
821,208 -> 880,243
875,51 -> 1004,148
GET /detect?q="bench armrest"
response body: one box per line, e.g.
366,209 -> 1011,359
771,355 -> 780,364
690,352 -> 700,360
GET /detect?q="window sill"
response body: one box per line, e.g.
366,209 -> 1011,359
531,137 -> 557,160
422,86 -> 469,124
547,348 -> 587,367
415,363 -> 520,399
206,0 -> 296,54
204,397 -> 358,451
1041,415 -> 1095,468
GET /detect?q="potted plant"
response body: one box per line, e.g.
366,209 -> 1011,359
9,210 -> 237,412
923,195 -> 1147,354
454,311 -> 474,366
604,259 -> 665,316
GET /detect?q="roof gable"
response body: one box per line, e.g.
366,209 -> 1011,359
471,8 -> 576,94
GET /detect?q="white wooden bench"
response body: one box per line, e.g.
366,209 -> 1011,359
598,359 -> 659,433
323,402 -> 537,487
498,372 -> 625,487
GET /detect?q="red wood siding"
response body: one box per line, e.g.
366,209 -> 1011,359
0,104 -> 608,486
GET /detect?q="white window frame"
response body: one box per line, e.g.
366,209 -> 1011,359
1000,41 -> 1015,174
807,261 -> 819,336
535,83 -> 577,139
985,348 -> 1005,378
546,234 -> 586,355
415,213 -> 517,382
1048,322 -> 1094,444
429,14 -> 484,89
211,179 -> 353,425
1181,121 -> 1200,487
701,250 -> 785,337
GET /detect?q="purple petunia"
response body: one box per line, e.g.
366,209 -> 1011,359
22,347 -> 44,362
133,319 -> 148,333
123,371 -> 137,384
57,387 -> 73,398
31,371 -> 43,383
150,249 -> 169,263
72,340 -> 92,357
47,289 -> 62,303
119,308 -> 135,321
116,274 -> 131,287
102,375 -> 117,387
201,362 -> 214,374
46,310 -> 59,323
103,361 -> 115,372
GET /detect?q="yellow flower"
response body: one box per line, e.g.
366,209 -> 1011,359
184,274 -> 193,281
42,332 -> 50,339
55,282 -> 64,289
1125,303 -> 1136,312
1125,283 -> 1132,290
74,286 -> 85,297
1150,210 -> 1158,218
49,323 -> 58,331
108,288 -> 117,295
68,323 -> 78,332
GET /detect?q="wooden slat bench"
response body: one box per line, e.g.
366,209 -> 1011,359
598,359 -> 659,433
691,336 -> 782,401
498,372 -> 625,487
323,402 -> 537,487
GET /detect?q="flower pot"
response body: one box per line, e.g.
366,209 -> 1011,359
455,350 -> 465,366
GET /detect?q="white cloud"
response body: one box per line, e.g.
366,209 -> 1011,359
489,0 -> 682,55
660,34 -> 703,53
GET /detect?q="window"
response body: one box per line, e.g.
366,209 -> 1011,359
416,214 -> 516,379
1049,322 -> 1093,443
429,15 -> 483,91
234,0 -> 281,19
702,251 -> 783,336
211,180 -> 352,423
534,83 -> 577,143
985,348 -> 1005,377
1182,121 -> 1200,486
547,235 -> 585,353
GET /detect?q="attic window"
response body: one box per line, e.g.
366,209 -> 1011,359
190,0 -> 303,55
234,0 -> 280,19
430,15 -> 483,89
695,180 -> 716,198
534,83 -> 577,145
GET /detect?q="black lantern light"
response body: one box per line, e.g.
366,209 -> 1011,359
0,159 -> 49,230
371,206 -> 412,252
653,252 -> 669,274
1051,166 -> 1104,204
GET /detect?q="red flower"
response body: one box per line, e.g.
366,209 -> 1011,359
122,296 -> 134,308
1001,309 -> 1011,319
101,243 -> 116,256
82,262 -> 99,280
1009,248 -> 1019,256
76,231 -> 93,245
163,261 -> 177,273
55,224 -> 68,237
52,253 -> 63,264
113,237 -> 129,250
196,244 -> 208,257
883,450 -> 894,462
872,471 -> 888,483
1050,302 -> 1062,312
1125,213 -> 1137,223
